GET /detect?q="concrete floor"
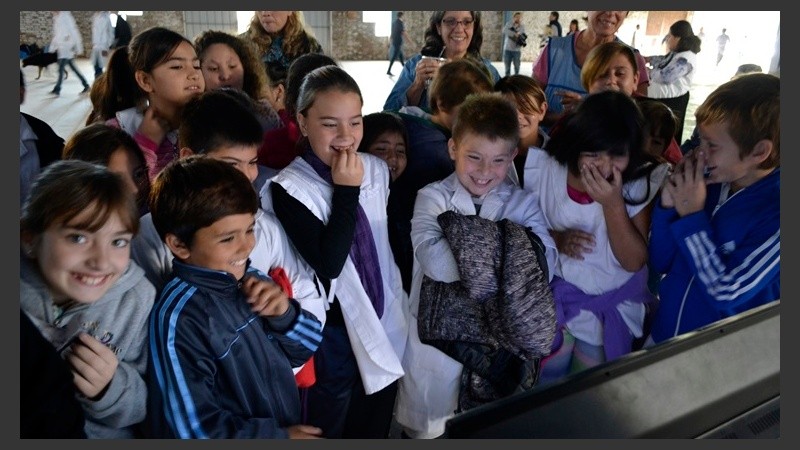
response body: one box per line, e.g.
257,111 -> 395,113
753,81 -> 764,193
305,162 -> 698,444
21,57 -> 725,144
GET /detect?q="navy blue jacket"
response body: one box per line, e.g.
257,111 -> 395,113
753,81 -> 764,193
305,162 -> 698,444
146,261 -> 322,438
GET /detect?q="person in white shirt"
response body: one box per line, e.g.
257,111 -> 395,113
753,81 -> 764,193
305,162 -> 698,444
91,11 -> 115,79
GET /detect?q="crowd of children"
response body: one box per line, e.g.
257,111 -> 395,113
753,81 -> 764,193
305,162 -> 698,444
20,23 -> 780,439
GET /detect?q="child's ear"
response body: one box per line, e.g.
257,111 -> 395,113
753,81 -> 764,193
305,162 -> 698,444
296,113 -> 307,136
448,137 -> 457,160
164,234 -> 191,260
134,70 -> 154,93
749,139 -> 773,165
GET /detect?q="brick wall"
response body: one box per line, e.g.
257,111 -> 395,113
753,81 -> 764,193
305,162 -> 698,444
20,11 -> 186,55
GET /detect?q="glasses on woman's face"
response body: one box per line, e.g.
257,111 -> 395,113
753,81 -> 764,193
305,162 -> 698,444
441,17 -> 475,29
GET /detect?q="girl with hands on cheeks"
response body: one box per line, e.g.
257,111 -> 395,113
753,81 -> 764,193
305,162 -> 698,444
523,91 -> 670,385
270,66 -> 409,438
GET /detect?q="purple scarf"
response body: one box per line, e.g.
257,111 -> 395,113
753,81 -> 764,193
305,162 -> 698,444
549,267 -> 655,360
302,148 -> 385,318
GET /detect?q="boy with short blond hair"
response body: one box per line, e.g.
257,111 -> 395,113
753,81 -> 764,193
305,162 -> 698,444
648,73 -> 780,343
395,93 -> 558,438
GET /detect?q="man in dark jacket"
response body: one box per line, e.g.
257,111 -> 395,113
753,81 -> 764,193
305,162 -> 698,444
20,70 -> 63,207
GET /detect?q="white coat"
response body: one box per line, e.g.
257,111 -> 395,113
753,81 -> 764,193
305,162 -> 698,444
49,11 -> 83,59
394,173 -> 557,438
270,154 -> 409,395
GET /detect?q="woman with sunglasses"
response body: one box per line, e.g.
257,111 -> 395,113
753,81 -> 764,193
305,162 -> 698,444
383,11 -> 500,112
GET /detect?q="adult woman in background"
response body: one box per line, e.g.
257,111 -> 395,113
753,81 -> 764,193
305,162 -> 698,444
383,11 -> 500,112
644,20 -> 702,142
532,11 -> 649,128
240,11 -> 323,75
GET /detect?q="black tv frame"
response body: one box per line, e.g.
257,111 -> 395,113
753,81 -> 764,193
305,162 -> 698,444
444,300 -> 780,438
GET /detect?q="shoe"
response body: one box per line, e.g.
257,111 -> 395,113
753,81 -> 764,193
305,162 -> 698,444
80,86 -> 90,94
49,90 -> 60,97
386,71 -> 394,76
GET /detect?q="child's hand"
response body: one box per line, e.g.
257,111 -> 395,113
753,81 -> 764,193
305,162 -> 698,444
287,424 -> 324,439
581,163 -> 623,208
241,276 -> 290,317
552,228 -> 595,260
331,147 -> 364,187
665,150 -> 707,216
138,103 -> 170,145
64,332 -> 119,400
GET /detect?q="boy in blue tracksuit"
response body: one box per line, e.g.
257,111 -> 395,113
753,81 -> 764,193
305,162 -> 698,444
648,73 -> 780,343
145,156 -> 323,439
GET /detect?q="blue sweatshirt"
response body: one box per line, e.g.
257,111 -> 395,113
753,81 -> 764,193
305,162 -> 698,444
146,260 -> 322,438
649,168 -> 780,342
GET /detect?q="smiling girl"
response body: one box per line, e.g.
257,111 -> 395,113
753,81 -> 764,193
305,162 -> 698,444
269,65 -> 408,438
523,90 -> 669,385
20,160 -> 155,438
99,27 -> 204,181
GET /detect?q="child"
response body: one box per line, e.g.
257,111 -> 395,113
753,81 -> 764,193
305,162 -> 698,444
130,90 -> 325,330
146,156 -> 323,438
358,112 -> 408,183
20,159 -> 155,438
357,111 -> 410,292
638,99 -> 681,165
100,27 -> 205,181
62,122 -> 151,216
494,74 -> 549,188
395,93 -> 558,439
581,41 -> 683,165
648,73 -> 780,344
524,90 -> 670,385
391,58 -> 495,296
194,29 -> 281,132
269,65 -> 408,438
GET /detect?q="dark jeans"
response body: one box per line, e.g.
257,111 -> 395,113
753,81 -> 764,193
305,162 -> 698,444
53,58 -> 89,93
304,313 -> 398,438
504,50 -> 521,77
387,44 -> 404,73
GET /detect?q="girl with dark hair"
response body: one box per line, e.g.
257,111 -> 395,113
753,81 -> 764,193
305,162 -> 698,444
96,27 -> 204,181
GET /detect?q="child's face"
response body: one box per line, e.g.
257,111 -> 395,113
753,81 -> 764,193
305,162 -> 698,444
365,131 -> 407,182
577,150 -> 629,183
30,207 -> 132,305
142,41 -> 204,107
588,53 -> 639,96
505,93 -> 545,147
697,121 -> 761,190
183,213 -> 256,281
200,43 -> 245,92
205,144 -> 260,184
298,90 -> 363,167
448,132 -> 516,197
107,146 -> 147,199
644,133 -> 669,160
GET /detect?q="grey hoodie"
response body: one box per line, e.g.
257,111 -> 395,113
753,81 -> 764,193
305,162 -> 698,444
20,257 -> 156,438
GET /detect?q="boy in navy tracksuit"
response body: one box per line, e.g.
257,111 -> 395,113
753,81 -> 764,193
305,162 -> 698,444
145,156 -> 324,438
648,73 -> 780,343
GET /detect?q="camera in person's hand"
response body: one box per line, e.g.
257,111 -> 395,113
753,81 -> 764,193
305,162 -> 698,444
515,32 -> 528,47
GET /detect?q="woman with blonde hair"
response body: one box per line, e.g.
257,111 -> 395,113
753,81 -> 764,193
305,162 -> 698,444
240,11 -> 323,75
